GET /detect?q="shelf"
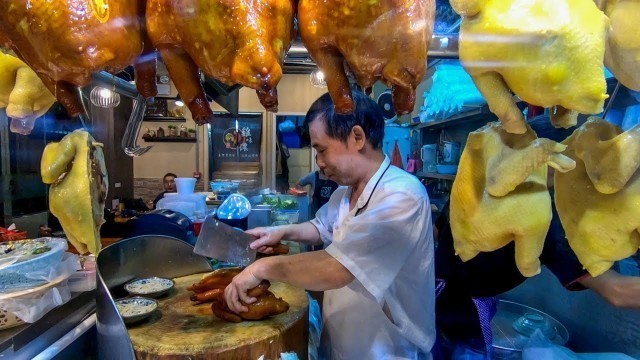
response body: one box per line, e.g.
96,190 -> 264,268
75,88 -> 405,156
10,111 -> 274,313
413,107 -> 491,130
143,137 -> 196,143
143,116 -> 187,122
416,171 -> 456,181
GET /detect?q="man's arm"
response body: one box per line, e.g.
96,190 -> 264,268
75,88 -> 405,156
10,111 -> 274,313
247,222 -> 323,255
297,172 -> 315,188
578,270 -> 640,308
225,250 -> 354,312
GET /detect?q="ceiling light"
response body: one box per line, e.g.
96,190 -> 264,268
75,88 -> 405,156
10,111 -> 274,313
90,86 -> 121,108
310,69 -> 327,88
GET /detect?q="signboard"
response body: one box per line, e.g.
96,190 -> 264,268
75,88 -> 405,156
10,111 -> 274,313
209,112 -> 262,171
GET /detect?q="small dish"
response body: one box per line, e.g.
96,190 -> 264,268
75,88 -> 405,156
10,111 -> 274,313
115,297 -> 157,325
124,277 -> 175,298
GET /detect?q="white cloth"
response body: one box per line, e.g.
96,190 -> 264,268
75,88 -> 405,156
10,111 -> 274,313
311,156 -> 435,360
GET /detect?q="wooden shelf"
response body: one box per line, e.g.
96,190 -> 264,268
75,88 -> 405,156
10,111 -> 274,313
143,137 -> 196,143
416,171 -> 456,181
143,116 -> 187,122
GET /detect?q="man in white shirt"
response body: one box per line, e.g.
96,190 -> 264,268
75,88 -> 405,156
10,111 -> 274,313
225,91 -> 435,359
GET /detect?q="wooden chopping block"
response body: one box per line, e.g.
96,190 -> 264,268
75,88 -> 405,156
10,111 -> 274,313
127,272 -> 309,360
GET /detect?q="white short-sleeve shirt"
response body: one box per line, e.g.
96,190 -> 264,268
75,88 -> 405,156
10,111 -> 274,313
311,156 -> 435,360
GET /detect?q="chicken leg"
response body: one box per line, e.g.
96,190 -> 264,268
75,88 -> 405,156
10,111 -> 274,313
0,51 -> 55,135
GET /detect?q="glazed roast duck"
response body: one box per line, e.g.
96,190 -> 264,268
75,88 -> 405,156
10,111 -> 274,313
0,0 -> 157,118
146,0 -> 296,124
187,268 -> 290,323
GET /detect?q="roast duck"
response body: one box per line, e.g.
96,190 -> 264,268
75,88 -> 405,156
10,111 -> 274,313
187,267 -> 290,323
452,0 -> 609,133
555,117 -> 640,277
146,0 -> 296,124
0,51 -> 55,134
0,0 -> 157,118
450,122 -> 575,277
41,130 -> 108,255
298,0 -> 435,115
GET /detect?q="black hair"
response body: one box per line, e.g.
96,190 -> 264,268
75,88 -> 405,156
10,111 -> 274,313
304,91 -> 385,149
163,173 -> 177,179
527,114 -> 583,143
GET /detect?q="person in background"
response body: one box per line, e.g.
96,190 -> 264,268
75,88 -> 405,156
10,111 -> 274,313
152,172 -> 177,209
224,91 -> 436,359
433,115 -> 640,360
296,169 -> 339,217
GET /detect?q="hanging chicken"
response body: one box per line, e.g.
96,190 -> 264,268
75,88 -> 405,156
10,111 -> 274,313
41,130 -> 108,255
450,122 -> 575,277
451,0 -> 609,134
0,0 -> 156,118
298,0 -> 435,115
0,51 -> 55,135
146,0 -> 296,124
555,117 -> 640,277
595,0 -> 640,91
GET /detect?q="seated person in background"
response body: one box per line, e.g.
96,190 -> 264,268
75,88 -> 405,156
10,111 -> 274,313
152,172 -> 177,209
295,169 -> 339,216
433,115 -> 640,360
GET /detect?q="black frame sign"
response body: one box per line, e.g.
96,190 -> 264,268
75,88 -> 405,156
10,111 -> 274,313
209,112 -> 263,171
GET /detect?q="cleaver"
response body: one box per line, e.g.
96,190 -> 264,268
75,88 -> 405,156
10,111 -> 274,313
193,215 -> 257,267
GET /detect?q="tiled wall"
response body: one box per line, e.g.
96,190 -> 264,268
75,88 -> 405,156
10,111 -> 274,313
134,178 -> 206,204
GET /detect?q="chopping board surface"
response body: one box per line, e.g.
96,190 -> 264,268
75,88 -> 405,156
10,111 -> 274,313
127,272 -> 309,359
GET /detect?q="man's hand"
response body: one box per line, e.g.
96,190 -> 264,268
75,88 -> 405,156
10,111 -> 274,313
224,265 -> 262,313
246,226 -> 286,254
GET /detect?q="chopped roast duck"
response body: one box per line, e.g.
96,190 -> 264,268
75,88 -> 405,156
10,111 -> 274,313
41,130 -> 108,255
555,117 -> 640,277
188,267 -> 290,323
451,0 -> 609,133
0,0 -> 156,117
0,51 -> 55,134
298,0 -> 435,115
595,0 -> 640,91
146,0 -> 295,124
450,122 -> 575,277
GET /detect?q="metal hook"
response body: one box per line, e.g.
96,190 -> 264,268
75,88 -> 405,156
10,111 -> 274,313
602,81 -> 622,119
122,95 -> 152,157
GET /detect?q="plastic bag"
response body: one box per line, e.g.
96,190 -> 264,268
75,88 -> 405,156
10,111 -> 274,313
308,293 -> 322,360
278,120 -> 296,133
0,253 -> 78,323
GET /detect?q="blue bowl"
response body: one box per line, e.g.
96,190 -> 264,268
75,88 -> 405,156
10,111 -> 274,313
436,164 -> 458,175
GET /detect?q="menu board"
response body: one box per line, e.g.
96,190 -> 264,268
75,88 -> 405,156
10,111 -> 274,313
209,112 -> 262,170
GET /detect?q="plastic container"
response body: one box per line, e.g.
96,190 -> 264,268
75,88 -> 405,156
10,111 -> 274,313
156,193 -> 208,221
272,210 -> 300,224
68,269 -> 96,292
436,164 -> 458,175
175,177 -> 196,195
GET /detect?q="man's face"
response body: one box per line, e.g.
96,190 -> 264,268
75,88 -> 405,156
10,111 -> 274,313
309,119 -> 359,186
163,176 -> 176,192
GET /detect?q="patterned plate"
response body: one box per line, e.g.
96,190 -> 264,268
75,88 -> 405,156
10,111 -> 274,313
115,297 -> 157,324
124,277 -> 174,298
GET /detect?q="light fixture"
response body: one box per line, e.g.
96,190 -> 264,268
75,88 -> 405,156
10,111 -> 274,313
90,86 -> 121,108
310,69 -> 327,88
174,99 -> 185,107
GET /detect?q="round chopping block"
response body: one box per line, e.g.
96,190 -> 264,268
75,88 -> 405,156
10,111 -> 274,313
126,272 -> 309,360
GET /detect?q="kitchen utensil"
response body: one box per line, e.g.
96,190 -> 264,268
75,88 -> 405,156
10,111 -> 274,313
443,141 -> 461,164
193,216 -> 257,267
492,300 -> 568,358
421,144 -> 437,172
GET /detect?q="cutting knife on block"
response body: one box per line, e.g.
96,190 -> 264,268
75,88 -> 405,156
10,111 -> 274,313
194,216 -> 257,267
